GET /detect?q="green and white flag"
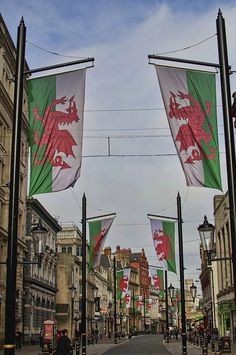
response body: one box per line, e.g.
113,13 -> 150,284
117,268 -> 131,300
149,218 -> 176,273
135,295 -> 143,311
155,65 -> 222,190
149,267 -> 164,298
88,213 -> 116,271
123,291 -> 131,308
28,69 -> 86,195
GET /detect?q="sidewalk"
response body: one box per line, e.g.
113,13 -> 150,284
0,336 -> 128,355
164,338 -> 236,355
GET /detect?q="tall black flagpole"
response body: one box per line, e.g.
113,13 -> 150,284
4,18 -> 26,355
165,270 -> 169,343
216,10 -> 236,307
81,194 -> 87,355
177,193 -> 187,355
113,256 -> 117,344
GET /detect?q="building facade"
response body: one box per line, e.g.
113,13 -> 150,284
24,198 -> 61,343
214,192 -> 235,339
56,223 -> 82,338
0,14 -> 29,343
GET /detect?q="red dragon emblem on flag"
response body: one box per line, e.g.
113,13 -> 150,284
153,229 -> 173,261
32,96 -> 79,169
152,274 -> 161,290
168,91 -> 215,164
119,275 -> 129,292
124,293 -> 131,305
91,228 -> 107,260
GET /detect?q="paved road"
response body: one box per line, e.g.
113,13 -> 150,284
2,335 -> 236,355
103,335 -> 172,354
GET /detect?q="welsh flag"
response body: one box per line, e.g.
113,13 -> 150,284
135,295 -> 143,311
149,218 -> 176,273
155,65 -> 222,190
123,291 -> 131,308
149,268 -> 164,297
117,269 -> 131,300
88,213 -> 116,271
28,69 -> 86,195
145,298 -> 152,314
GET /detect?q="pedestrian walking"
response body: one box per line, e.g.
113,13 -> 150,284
15,328 -> 22,351
39,328 -> 43,349
56,329 -> 71,355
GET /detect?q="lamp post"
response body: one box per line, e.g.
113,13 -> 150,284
113,256 -> 117,344
168,283 -> 175,328
190,283 -> 197,303
198,216 -> 215,265
93,286 -> 99,334
31,219 -> 48,267
69,285 -> 77,338
168,284 -> 175,302
165,270 -> 169,343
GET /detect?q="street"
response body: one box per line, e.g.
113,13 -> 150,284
6,335 -> 236,355
103,335 -> 171,354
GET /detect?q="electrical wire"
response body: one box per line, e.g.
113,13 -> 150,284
156,33 -> 216,56
26,40 -> 88,59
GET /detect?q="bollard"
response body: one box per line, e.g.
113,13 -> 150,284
211,337 -> 215,352
200,335 -> 203,347
75,340 -> 80,355
202,344 -> 208,355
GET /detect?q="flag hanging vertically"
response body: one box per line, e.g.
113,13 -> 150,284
123,290 -> 131,308
88,213 -> 116,271
117,268 -> 131,300
135,295 -> 143,311
145,298 -> 152,314
149,218 -> 176,273
149,267 -> 165,297
155,65 -> 222,190
28,69 -> 86,195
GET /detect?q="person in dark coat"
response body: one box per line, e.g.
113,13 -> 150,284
56,329 -> 71,355
15,328 -> 22,350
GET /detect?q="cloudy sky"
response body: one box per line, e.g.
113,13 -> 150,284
1,0 -> 236,289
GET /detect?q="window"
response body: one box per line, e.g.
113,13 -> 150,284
76,246 -> 82,256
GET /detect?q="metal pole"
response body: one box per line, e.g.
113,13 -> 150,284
210,267 -> 216,329
113,256 -> 117,344
81,194 -> 87,355
4,18 -> 26,355
24,57 -> 94,76
216,10 -> 236,309
133,290 -> 135,332
120,298 -> 122,334
148,54 -> 220,68
165,270 -> 169,343
143,293 -> 146,334
177,193 -> 187,355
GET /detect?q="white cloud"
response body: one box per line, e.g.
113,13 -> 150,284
2,1 -> 236,285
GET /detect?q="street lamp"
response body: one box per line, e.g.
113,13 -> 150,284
190,283 -> 197,303
168,284 -> 175,302
92,286 -> 99,332
198,215 -> 215,265
69,285 -> 77,338
31,218 -> 48,267
168,284 -> 175,327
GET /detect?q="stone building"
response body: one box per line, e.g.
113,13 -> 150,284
24,198 -> 61,343
0,14 -> 29,342
214,192 -> 235,339
94,253 -> 113,337
56,223 -> 82,338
